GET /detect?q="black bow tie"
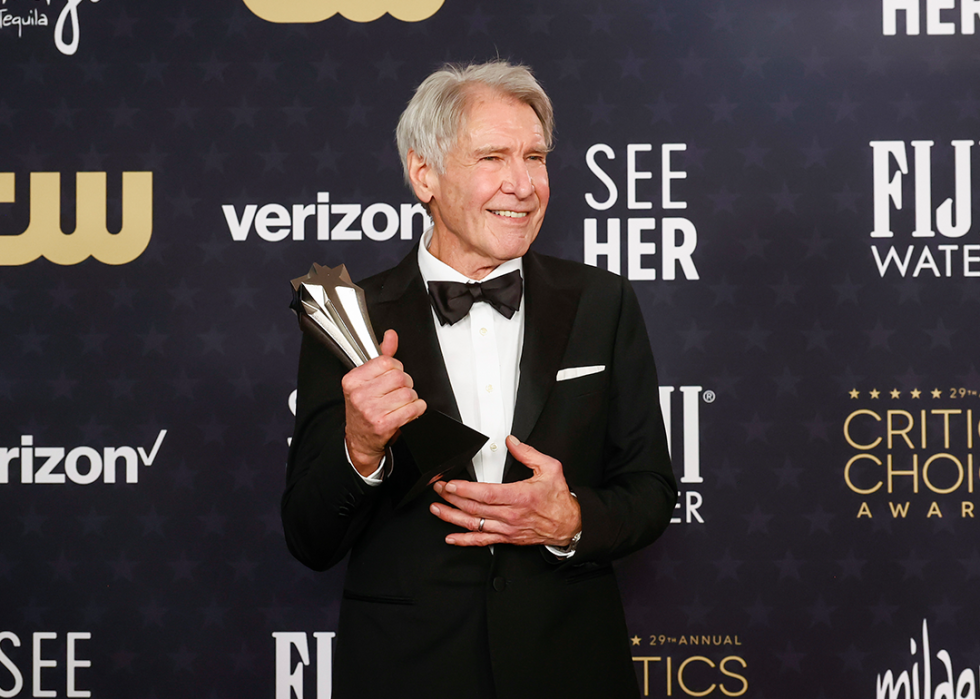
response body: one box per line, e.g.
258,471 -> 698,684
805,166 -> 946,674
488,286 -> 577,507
427,269 -> 523,326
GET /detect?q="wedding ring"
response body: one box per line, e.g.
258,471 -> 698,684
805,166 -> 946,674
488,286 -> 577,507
478,518 -> 485,532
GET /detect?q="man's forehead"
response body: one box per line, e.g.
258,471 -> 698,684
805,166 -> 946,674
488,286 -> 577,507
458,93 -> 547,146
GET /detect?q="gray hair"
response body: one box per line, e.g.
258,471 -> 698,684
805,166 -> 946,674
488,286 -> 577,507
395,60 -> 554,185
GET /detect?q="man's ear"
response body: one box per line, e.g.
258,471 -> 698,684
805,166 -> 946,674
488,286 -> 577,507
407,150 -> 435,205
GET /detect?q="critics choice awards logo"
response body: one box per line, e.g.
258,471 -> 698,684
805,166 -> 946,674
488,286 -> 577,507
843,385 -> 979,519
632,633 -> 747,698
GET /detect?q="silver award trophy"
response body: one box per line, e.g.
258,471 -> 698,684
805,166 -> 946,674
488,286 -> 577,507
290,263 -> 488,506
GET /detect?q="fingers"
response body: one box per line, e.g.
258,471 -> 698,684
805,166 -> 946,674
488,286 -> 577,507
379,328 -> 398,357
505,435 -> 561,475
432,488 -> 512,527
388,397 -> 427,428
345,371 -> 420,432
444,532 -> 507,547
342,329 -> 423,464
433,479 -> 513,508
429,502 -> 510,547
430,439 -> 577,547
342,354 -> 408,390
344,361 -> 414,398
429,501 -> 484,531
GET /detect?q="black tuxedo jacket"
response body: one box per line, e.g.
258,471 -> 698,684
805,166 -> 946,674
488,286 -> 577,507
283,247 -> 677,699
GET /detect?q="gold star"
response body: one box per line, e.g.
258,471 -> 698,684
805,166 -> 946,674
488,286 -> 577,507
910,388 -> 921,399
849,389 -> 859,399
869,389 -> 881,399
631,636 -> 641,646
890,389 -> 900,399
932,388 -> 942,398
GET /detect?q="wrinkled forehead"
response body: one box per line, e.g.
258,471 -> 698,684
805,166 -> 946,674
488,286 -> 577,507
455,86 -> 547,146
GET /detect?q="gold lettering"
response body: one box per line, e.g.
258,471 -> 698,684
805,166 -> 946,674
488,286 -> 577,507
242,0 -> 445,23
887,410 -> 915,449
0,172 -> 153,266
631,656 -> 662,697
969,410 -> 973,449
922,453 -> 964,494
845,454 -> 883,494
887,453 -> 919,493
962,501 -> 974,518
719,656 -> 749,697
857,502 -> 872,518
927,501 -> 943,517
678,656 -> 716,697
932,409 -> 961,449
889,502 -> 910,518
0,172 -> 13,203
844,410 -> 882,449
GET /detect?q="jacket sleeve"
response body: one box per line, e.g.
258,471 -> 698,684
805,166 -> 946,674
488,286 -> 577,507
567,276 -> 678,564
280,333 -> 382,571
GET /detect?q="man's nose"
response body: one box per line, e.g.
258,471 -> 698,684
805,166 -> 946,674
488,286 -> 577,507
502,158 -> 535,198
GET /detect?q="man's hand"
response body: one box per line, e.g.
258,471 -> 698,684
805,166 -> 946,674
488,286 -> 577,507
429,435 -> 582,547
343,329 -> 426,476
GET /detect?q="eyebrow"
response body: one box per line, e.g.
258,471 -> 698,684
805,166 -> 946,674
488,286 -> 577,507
472,144 -> 550,157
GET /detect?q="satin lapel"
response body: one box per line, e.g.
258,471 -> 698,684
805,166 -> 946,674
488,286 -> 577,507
366,248 -> 462,422
505,252 -> 582,482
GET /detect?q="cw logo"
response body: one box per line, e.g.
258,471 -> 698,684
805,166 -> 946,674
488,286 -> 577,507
242,0 -> 445,23
0,172 -> 153,266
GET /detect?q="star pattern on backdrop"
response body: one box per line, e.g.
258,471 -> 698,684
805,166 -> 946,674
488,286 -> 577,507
2,2 -> 979,697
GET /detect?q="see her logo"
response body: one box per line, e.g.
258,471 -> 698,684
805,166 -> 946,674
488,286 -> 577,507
243,0 -> 445,23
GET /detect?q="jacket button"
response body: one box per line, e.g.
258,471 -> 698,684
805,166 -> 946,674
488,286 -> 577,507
492,576 -> 506,592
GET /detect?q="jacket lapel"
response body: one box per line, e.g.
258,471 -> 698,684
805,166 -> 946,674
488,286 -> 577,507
366,247 -> 582,484
505,252 -> 582,482
366,246 -> 462,422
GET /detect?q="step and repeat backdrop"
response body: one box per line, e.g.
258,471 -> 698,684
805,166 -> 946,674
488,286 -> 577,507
3,0 -> 980,696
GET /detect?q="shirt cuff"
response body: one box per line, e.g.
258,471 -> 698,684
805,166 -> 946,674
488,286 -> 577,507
344,440 -> 386,486
546,530 -> 581,558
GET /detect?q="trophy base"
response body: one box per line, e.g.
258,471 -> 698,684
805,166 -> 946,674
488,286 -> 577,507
389,411 -> 488,508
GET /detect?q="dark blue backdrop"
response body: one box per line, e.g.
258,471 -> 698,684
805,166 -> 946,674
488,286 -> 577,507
3,1 -> 980,696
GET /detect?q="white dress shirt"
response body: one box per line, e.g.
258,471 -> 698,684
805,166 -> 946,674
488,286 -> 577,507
350,230 -> 576,556
416,229 -> 524,485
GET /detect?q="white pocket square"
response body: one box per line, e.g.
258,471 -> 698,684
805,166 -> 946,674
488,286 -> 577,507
556,365 -> 605,381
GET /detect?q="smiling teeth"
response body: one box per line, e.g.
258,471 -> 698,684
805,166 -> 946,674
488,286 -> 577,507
492,210 -> 528,218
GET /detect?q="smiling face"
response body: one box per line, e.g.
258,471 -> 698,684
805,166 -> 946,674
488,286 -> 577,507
408,86 -> 550,280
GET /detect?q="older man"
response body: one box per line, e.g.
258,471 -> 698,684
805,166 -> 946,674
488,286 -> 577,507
283,61 -> 676,699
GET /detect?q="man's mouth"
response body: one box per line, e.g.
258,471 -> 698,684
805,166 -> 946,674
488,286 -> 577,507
490,210 -> 529,218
